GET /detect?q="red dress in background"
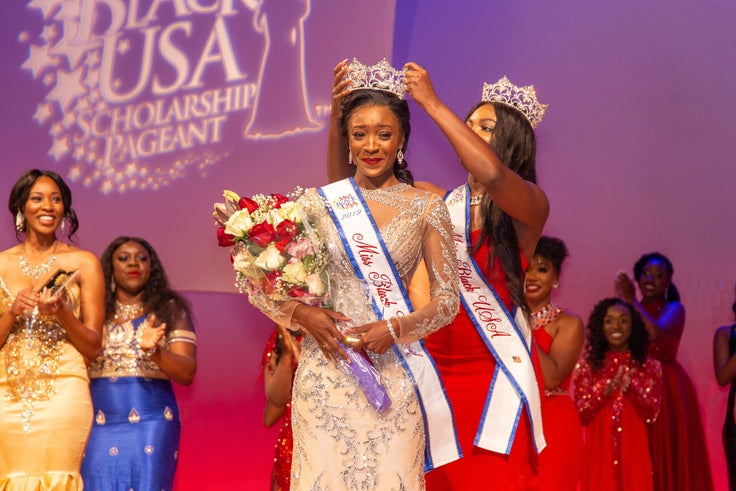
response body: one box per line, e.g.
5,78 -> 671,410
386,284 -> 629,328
425,231 -> 542,490
642,299 -> 714,491
533,324 -> 583,491
260,331 -> 296,491
573,351 -> 662,491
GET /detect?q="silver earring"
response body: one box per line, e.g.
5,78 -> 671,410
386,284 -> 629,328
60,217 -> 66,233
348,152 -> 354,166
15,211 -> 24,232
397,149 -> 404,165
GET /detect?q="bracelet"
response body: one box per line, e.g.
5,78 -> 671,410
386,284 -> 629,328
386,318 -> 399,343
142,346 -> 158,360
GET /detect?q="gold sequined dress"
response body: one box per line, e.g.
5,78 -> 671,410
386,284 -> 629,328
246,183 -> 459,490
0,276 -> 91,490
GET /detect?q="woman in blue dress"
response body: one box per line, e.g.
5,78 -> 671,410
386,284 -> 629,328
81,236 -> 197,491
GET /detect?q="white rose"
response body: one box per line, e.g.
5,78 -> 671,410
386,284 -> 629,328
225,210 -> 254,236
281,258 -> 307,284
305,273 -> 326,297
232,251 -> 255,276
254,244 -> 285,271
277,201 -> 302,223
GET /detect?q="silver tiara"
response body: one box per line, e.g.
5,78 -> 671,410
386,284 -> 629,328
346,58 -> 406,100
481,76 -> 548,129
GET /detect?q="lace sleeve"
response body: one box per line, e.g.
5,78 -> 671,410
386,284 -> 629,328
394,194 -> 459,343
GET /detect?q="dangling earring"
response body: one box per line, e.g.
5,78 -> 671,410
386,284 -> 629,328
15,211 -> 24,232
553,282 -> 560,288
110,278 -> 116,293
348,152 -> 354,166
397,149 -> 404,165
60,216 -> 66,234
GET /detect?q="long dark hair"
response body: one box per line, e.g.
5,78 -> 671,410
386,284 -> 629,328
101,236 -> 193,330
340,89 -> 414,185
585,298 -> 649,369
467,102 -> 537,316
8,169 -> 80,241
633,252 -> 680,302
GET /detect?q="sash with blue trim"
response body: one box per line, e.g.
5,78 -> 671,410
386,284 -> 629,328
319,178 -> 462,471
445,184 -> 546,454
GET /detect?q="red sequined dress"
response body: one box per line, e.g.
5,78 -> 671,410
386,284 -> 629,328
573,351 -> 662,491
425,230 -> 543,490
642,299 -> 714,491
260,330 -> 298,491
532,306 -> 583,491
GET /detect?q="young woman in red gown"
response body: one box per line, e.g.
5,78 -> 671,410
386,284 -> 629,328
615,252 -> 714,491
526,237 -> 584,490
573,298 -> 662,491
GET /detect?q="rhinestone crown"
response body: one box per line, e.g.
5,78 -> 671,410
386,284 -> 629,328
481,76 -> 548,129
346,58 -> 406,100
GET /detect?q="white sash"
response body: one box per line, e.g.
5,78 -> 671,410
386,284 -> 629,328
319,178 -> 462,471
445,185 -> 546,454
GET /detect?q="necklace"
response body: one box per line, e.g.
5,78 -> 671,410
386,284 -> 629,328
531,302 -> 563,330
470,194 -> 484,206
19,242 -> 58,279
114,301 -> 145,321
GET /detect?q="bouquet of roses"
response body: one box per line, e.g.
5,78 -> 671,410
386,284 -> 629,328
214,189 -> 391,412
214,189 -> 331,306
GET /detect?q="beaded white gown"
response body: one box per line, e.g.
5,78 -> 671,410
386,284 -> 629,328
247,182 -> 459,490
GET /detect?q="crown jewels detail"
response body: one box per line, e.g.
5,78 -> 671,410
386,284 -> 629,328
346,58 -> 406,100
481,76 -> 548,129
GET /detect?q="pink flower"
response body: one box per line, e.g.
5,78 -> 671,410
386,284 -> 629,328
286,236 -> 314,259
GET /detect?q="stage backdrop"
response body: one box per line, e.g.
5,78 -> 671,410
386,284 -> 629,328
2,0 -> 735,489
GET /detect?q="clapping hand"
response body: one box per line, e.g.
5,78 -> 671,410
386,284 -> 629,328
139,314 -> 166,350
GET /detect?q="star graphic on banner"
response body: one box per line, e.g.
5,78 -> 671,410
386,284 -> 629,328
85,50 -> 100,67
50,122 -> 63,136
48,136 -> 70,161
100,180 -> 113,194
33,103 -> 53,124
22,43 -> 58,79
63,111 -> 76,128
51,19 -> 98,70
75,96 -> 90,113
73,145 -> 86,160
117,38 -> 130,55
68,164 -> 82,181
43,72 -> 55,86
54,0 -> 81,20
46,67 -> 87,111
19,32 -> 30,43
28,0 -> 63,19
40,24 -> 58,43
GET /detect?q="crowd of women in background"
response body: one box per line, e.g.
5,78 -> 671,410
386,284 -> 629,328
0,170 -> 197,490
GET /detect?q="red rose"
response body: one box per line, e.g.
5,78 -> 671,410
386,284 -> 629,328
270,193 -> 289,208
217,226 -> 235,247
238,197 -> 259,213
276,220 -> 298,241
262,270 -> 282,295
248,221 -> 276,247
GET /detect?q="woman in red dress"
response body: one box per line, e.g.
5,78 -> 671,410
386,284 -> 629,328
615,252 -> 714,491
261,325 -> 301,491
573,298 -> 662,491
526,236 -> 584,490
